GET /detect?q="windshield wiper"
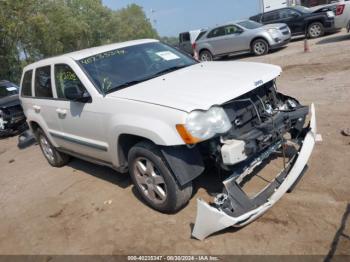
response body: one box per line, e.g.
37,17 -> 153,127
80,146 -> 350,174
105,65 -> 191,94
152,65 -> 190,78
105,80 -> 146,94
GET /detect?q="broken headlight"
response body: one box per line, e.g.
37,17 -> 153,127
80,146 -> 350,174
185,106 -> 232,141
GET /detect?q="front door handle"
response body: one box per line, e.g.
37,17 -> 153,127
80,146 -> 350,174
56,108 -> 67,118
33,105 -> 41,113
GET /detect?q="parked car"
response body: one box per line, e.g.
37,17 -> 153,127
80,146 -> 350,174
178,29 -> 204,55
0,80 -> 27,136
311,1 -> 350,31
19,39 -> 317,239
250,6 -> 336,38
194,20 -> 291,61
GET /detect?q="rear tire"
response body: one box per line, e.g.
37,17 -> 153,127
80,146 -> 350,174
128,141 -> 193,213
36,128 -> 70,167
199,50 -> 213,61
307,22 -> 324,38
251,39 -> 269,56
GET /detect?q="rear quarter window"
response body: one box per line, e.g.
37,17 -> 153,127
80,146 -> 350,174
179,33 -> 190,42
34,66 -> 53,98
195,31 -> 207,41
21,70 -> 33,97
263,11 -> 279,22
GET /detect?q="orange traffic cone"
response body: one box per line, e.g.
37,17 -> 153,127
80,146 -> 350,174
194,49 -> 199,61
304,37 -> 310,53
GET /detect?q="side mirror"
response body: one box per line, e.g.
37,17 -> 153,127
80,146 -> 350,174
64,85 -> 91,103
237,29 -> 244,34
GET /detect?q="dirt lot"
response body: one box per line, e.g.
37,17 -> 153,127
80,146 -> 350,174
0,31 -> 350,256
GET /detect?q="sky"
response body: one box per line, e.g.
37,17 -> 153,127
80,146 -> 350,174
102,0 -> 262,37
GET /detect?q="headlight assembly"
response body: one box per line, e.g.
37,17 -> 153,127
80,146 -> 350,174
177,106 -> 232,144
267,28 -> 279,36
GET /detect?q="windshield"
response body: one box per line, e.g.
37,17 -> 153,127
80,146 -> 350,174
0,84 -> 18,97
293,6 -> 311,13
237,20 -> 262,29
79,42 -> 197,94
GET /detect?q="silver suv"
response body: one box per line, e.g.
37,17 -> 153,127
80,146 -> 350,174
195,20 -> 291,61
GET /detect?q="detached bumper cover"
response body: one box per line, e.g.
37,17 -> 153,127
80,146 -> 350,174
192,104 -> 317,240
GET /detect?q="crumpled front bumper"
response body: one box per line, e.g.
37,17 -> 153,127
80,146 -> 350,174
192,104 -> 317,240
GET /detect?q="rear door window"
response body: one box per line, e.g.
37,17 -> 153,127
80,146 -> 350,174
207,26 -> 226,38
21,70 -> 33,97
34,66 -> 53,98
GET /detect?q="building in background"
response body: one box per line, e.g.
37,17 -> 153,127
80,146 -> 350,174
261,0 -> 301,12
261,0 -> 339,12
300,0 -> 338,7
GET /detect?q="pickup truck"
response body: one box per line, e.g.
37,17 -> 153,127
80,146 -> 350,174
250,6 -> 336,38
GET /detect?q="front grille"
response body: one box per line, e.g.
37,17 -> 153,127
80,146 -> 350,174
5,105 -> 24,119
279,26 -> 288,30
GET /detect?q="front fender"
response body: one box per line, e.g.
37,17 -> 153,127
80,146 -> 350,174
109,113 -> 186,167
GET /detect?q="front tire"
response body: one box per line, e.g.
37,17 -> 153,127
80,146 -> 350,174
36,128 -> 70,167
251,39 -> 269,56
128,141 -> 193,213
308,22 -> 324,38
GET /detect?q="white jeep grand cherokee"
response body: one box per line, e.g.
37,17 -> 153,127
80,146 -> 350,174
20,39 -> 317,239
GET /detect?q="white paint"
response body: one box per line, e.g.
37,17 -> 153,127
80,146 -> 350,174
6,87 -> 18,91
109,61 -> 281,112
262,0 -> 288,12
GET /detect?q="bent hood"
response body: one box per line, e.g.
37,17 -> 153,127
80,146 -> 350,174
108,62 -> 282,112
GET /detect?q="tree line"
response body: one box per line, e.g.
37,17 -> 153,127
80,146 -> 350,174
0,0 -> 159,83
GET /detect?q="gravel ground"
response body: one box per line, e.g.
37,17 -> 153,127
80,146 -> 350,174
0,30 -> 349,256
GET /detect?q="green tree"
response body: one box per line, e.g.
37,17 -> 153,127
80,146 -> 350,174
0,0 -> 159,83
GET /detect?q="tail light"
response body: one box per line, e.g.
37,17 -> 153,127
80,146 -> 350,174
192,42 -> 197,50
336,4 -> 345,16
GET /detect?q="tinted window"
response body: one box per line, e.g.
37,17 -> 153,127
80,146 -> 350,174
180,33 -> 190,42
237,20 -> 262,29
21,70 -> 33,97
293,6 -> 311,13
35,66 -> 53,98
196,31 -> 207,41
263,11 -> 279,22
279,9 -> 300,19
55,64 -> 86,99
207,27 -> 226,38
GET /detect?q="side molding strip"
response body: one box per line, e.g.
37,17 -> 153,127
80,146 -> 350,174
50,132 -> 108,152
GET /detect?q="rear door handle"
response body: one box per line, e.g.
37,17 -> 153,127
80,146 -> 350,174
33,105 -> 41,113
56,108 -> 67,118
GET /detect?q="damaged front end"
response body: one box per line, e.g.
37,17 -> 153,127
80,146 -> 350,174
192,81 -> 317,240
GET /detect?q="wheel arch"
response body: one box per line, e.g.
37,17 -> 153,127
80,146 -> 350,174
117,133 -> 155,169
198,48 -> 213,56
250,36 -> 270,49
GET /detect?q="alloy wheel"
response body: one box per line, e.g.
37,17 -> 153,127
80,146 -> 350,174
254,41 -> 266,55
39,136 -> 55,162
309,24 -> 322,38
133,157 -> 168,204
